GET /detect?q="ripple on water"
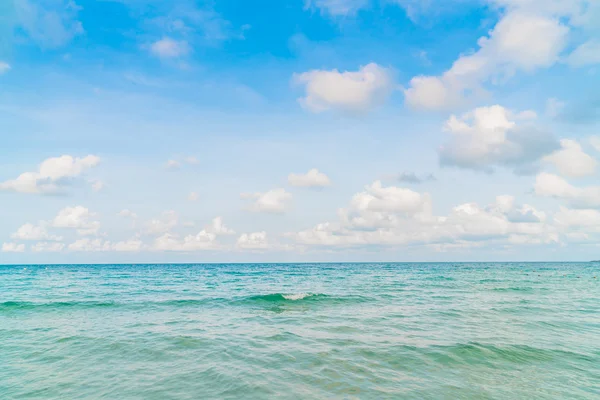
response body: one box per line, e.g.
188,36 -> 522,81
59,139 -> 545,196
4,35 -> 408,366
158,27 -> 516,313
1,262 -> 599,399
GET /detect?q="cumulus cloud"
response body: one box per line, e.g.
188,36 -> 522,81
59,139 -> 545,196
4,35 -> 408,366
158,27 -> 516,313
534,173 -> 600,208
8,206 -> 99,248
288,169 -> 331,187
150,37 -> 191,58
402,0 -> 600,110
205,217 -> 235,235
439,105 -> 558,173
290,181 -> 555,249
543,139 -> 597,178
68,238 -> 111,252
113,239 -> 144,252
0,155 -> 100,194
153,231 -> 217,251
31,242 -> 66,253
2,243 -> 25,253
348,180 -> 431,214
144,211 -> 178,235
551,205 -> 600,243
66,237 -> 143,252
144,215 -> 234,251
554,207 -> 600,230
11,223 -> 63,241
236,231 -> 269,250
404,11 -> 569,110
53,206 -> 101,236
568,40 -> 600,67
293,63 -> 394,113
188,192 -> 199,201
241,189 -> 292,213
14,0 -> 84,48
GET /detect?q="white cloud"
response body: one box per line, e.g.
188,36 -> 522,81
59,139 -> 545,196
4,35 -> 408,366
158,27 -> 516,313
290,181 -> 555,249
349,180 -> 430,214
439,105 -> 557,172
146,216 -> 233,251
241,188 -> 292,213
534,173 -> 600,208
90,180 -> 105,192
590,136 -> 600,152
2,243 -> 25,253
404,75 -> 466,111
568,40 -> 600,67
68,238 -> 111,252
144,211 -> 178,235
0,62 -> 10,74
150,37 -> 190,58
153,231 -> 217,251
113,239 -> 144,252
543,139 -> 597,178
288,169 -> 331,187
402,0 -> 600,110
188,192 -> 199,201
31,242 -> 65,253
166,157 -> 198,170
551,205 -> 600,243
236,231 -> 269,250
66,237 -> 143,252
52,206 -> 101,236
8,206 -> 100,247
11,223 -> 62,241
293,63 -> 394,113
14,0 -> 84,48
554,207 -> 600,230
39,155 -> 100,180
117,209 -> 138,219
0,155 -> 100,194
165,160 -> 181,169
404,12 -> 569,110
490,1 -> 600,66
205,217 -> 235,235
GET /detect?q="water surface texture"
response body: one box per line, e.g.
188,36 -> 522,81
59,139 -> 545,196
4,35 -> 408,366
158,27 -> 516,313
1,263 -> 599,399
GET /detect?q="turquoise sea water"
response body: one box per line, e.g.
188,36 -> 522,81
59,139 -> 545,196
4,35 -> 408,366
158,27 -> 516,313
1,263 -> 599,399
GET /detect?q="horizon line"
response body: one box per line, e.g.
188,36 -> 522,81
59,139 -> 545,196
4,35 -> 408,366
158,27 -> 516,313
1,261 -> 597,266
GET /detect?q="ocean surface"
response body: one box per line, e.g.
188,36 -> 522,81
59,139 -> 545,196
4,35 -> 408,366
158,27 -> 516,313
1,263 -> 599,399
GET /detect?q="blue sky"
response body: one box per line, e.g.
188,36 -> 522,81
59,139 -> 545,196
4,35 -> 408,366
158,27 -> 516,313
1,0 -> 600,263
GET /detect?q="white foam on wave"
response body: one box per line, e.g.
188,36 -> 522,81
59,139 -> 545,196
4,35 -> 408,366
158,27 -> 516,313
282,293 -> 312,301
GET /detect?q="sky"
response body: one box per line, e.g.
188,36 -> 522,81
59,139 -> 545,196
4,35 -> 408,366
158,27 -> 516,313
1,0 -> 600,263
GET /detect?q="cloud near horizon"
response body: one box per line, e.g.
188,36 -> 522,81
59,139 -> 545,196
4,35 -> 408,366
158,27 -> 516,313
2,0 -> 600,261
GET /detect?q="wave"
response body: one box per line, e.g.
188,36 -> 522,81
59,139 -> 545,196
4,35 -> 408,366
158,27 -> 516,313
237,293 -> 370,306
0,298 -> 231,311
428,342 -> 596,364
0,300 -> 117,311
242,293 -> 328,302
491,287 -> 535,292
0,293 -> 365,312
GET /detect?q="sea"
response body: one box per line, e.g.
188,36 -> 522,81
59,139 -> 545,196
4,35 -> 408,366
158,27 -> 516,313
1,262 -> 599,399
